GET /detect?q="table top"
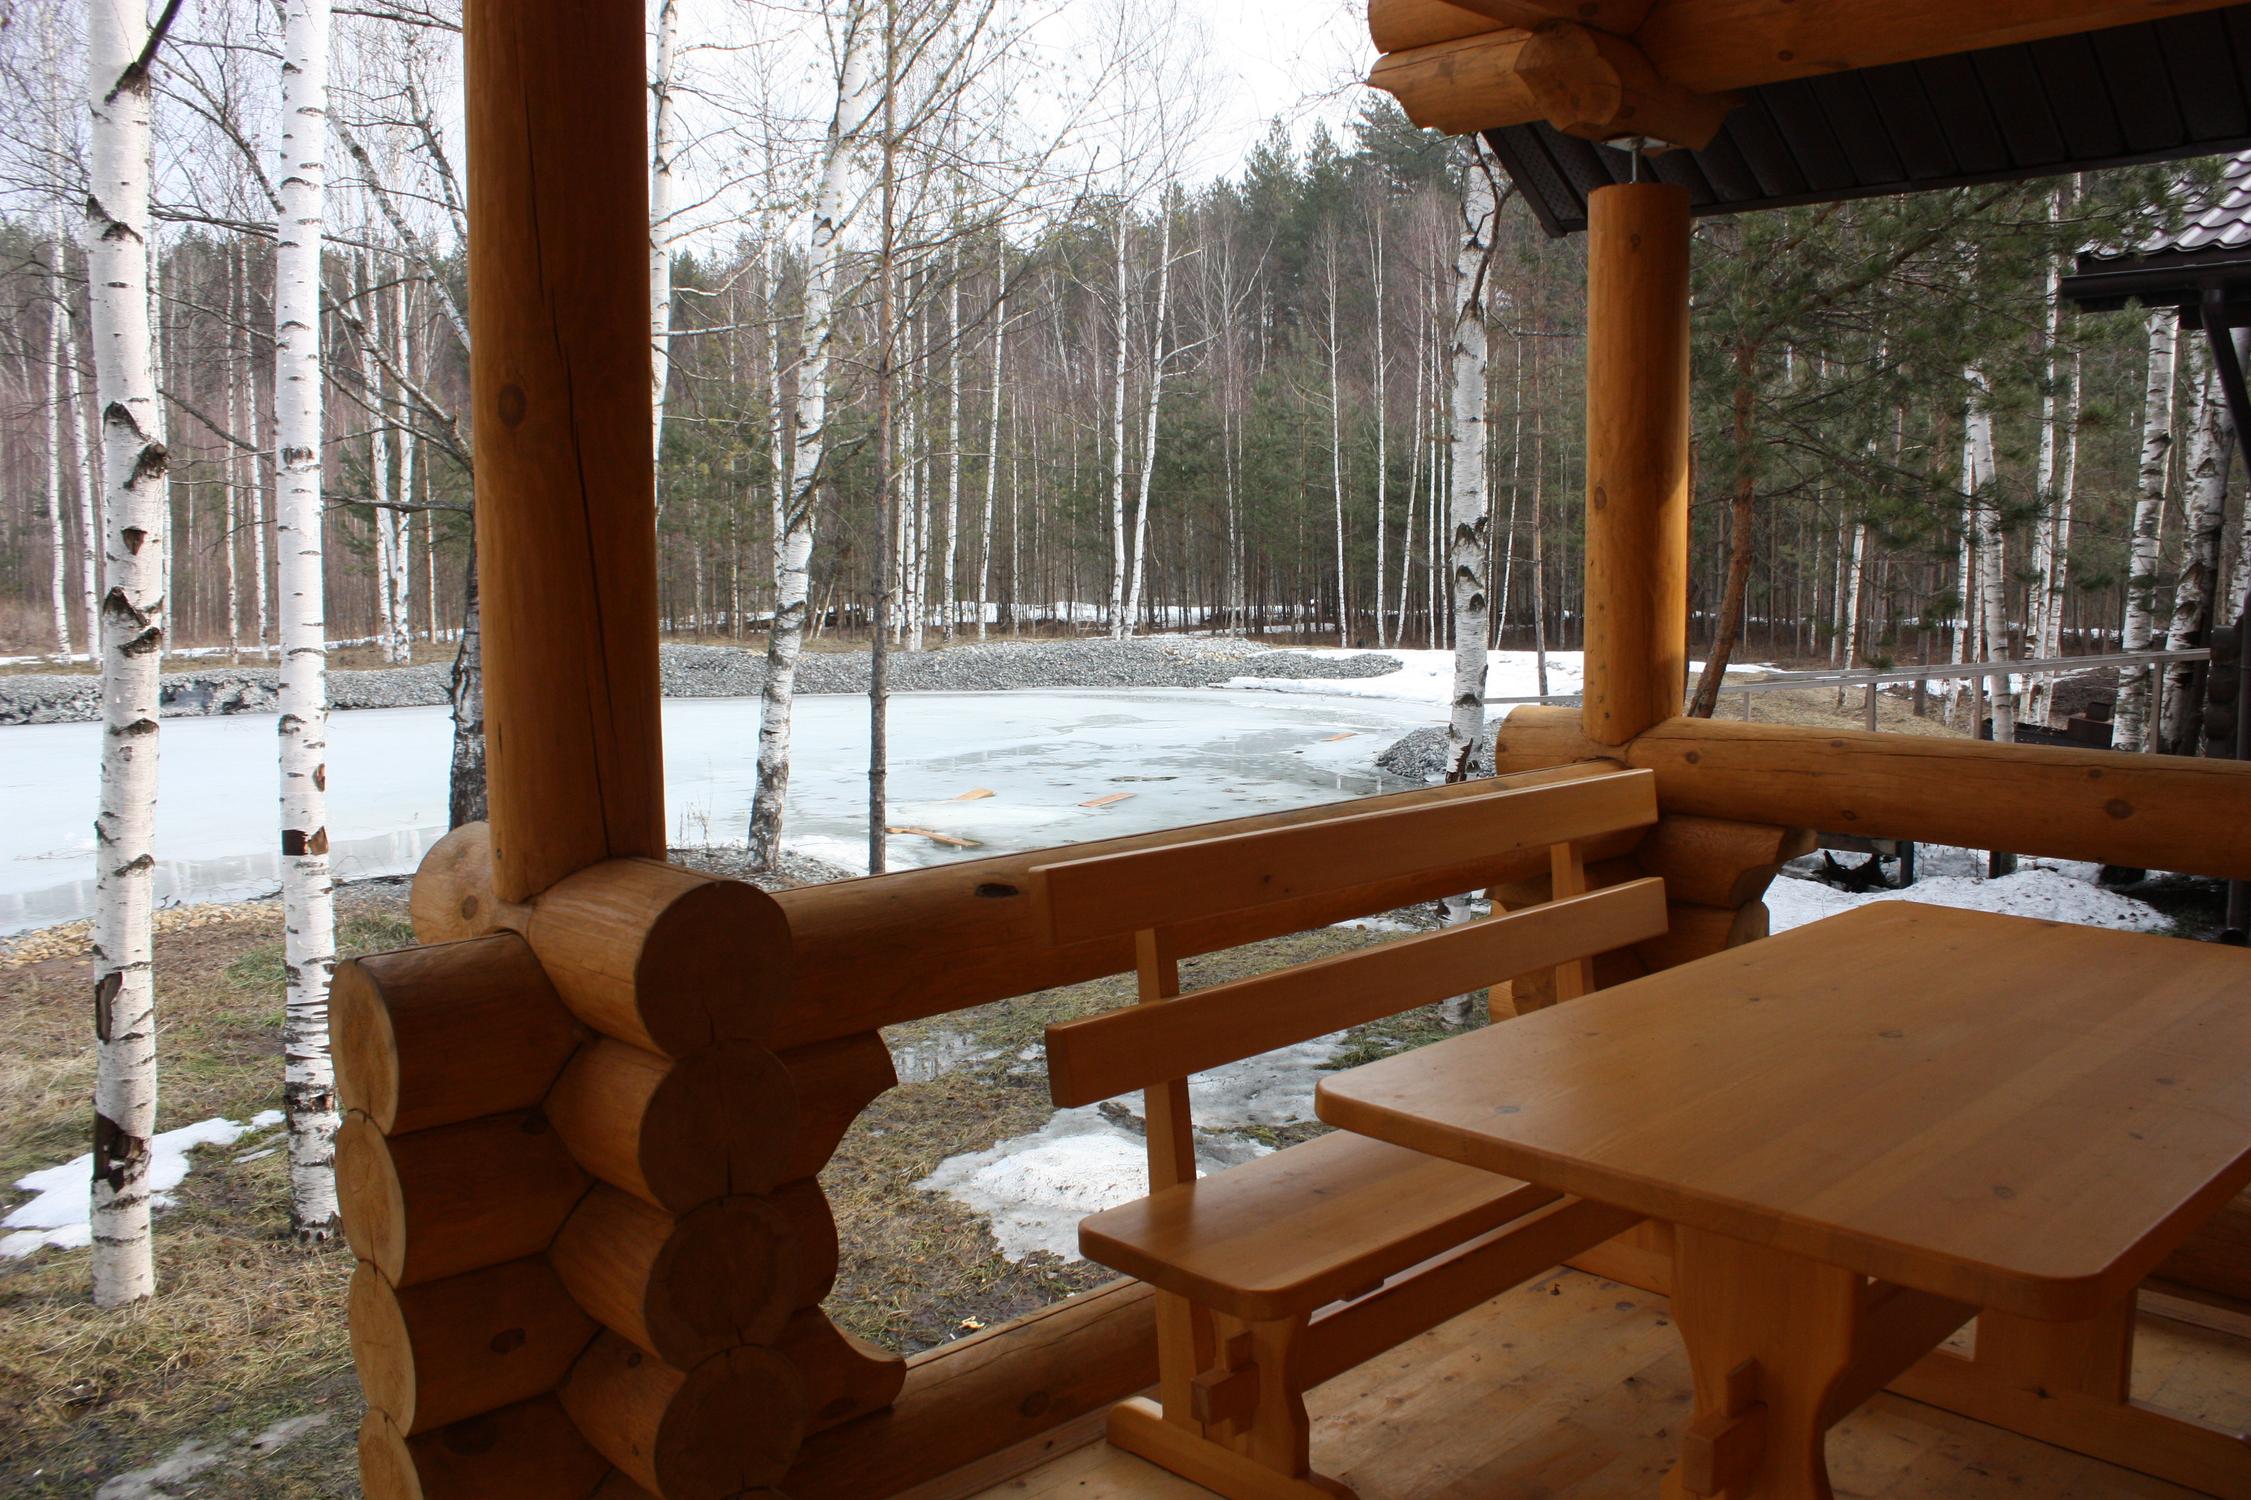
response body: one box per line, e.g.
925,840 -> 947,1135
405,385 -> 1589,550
1315,902 -> 2251,1320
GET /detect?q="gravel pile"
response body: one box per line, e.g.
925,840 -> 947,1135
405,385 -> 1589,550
0,637 -> 1402,727
1374,719 -> 1503,781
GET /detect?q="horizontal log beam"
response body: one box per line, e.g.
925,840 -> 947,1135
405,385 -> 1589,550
1369,0 -> 1655,52
1371,0 -> 2243,137
786,1279 -> 1159,1499
1491,708 -> 2251,881
768,764 -> 1641,1050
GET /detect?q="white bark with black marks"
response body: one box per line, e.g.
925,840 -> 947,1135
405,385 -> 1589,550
2162,345 -> 2231,754
274,0 -> 338,1239
1440,140 -> 1499,1025
87,0 -> 168,1307
649,0 -> 680,482
2116,308 -> 2178,754
748,2 -> 874,870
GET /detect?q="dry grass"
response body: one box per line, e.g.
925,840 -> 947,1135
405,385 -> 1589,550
0,873 -> 1461,1491
0,892 -> 412,1497
1730,684 -> 1972,738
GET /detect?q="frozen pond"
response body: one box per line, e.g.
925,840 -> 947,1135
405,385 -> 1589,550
0,688 -> 1437,934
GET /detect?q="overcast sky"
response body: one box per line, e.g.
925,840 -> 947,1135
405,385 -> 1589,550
1191,0 -> 1375,177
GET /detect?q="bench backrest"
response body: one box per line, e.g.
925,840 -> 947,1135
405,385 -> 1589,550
1031,765 -> 1666,1192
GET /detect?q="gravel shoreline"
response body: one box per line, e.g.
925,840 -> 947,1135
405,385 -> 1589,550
0,637 -> 1404,727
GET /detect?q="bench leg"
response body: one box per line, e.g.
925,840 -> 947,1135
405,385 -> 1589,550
1107,1311 -> 1356,1500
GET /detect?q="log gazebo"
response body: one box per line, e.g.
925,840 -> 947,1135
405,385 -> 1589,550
333,3 -> 2251,1497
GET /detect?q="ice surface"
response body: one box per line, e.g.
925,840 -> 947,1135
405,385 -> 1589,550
1,1109 -> 285,1259
0,688 -> 1437,932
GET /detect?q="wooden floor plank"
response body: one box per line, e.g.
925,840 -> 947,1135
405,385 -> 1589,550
968,1269 -> 2247,1500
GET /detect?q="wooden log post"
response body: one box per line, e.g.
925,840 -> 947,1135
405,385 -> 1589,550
1582,181 -> 1691,748
467,0 -> 661,906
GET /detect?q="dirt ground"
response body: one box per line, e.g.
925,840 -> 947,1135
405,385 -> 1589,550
0,870 -> 1452,1495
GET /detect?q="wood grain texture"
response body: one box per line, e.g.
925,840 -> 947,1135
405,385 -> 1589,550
785,1279 -> 1159,1499
407,822 -> 529,943
1632,816 -> 1814,909
351,1256 -> 597,1435
1369,0 -> 2243,137
1369,0 -> 1654,51
332,932 -> 576,1135
542,1038 -> 798,1210
559,1332 -> 808,1499
777,1307 -> 910,1432
527,858 -> 792,1055
465,0 -> 662,902
1045,880 -> 1666,1107
778,1033 -> 898,1182
1079,1131 -> 1559,1321
976,1269 -> 2249,1500
766,764 -> 1640,1050
548,1187 -> 806,1364
336,1111 -> 590,1288
1319,902 -> 2251,1320
1582,184 -> 1691,745
1491,707 -> 2251,881
1032,768 -> 1656,944
358,1395 -> 610,1500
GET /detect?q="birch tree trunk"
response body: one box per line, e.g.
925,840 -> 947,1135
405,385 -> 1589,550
1107,209 -> 1130,638
2162,346 -> 2231,754
648,0 -> 680,483
274,0 -> 338,1239
2115,308 -> 2178,754
391,270 -> 416,661
86,0 -> 169,1306
748,3 -> 873,871
1126,204 -> 1175,632
1325,239 -> 1348,646
448,541 -> 486,826
943,250 -> 963,640
1370,210 -> 1388,649
1967,361 -> 2014,741
977,283 -> 1005,640
2025,186 -> 2068,727
1440,142 -> 1498,1024
68,301 -> 101,659
46,217 -> 72,660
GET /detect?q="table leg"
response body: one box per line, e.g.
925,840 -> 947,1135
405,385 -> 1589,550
1889,1291 -> 2251,1499
1660,1226 -> 1861,1500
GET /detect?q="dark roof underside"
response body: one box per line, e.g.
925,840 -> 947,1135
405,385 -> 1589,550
1487,6 -> 2251,237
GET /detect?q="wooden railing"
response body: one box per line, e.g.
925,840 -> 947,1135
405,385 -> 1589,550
348,763 -> 1807,1499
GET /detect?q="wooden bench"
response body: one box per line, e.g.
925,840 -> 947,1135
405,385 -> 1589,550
1028,766 -> 1668,1500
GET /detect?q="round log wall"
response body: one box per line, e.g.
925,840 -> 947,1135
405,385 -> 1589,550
336,856 -> 901,1500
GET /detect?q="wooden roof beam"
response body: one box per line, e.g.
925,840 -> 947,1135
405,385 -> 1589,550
1373,22 -> 1734,148
1369,0 -> 1656,53
1373,0 -> 2247,139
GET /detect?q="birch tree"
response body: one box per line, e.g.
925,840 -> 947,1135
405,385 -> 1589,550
274,0 -> 339,1238
2115,308 -> 2178,753
1439,140 -> 1499,1024
649,0 -> 680,481
2161,345 -> 2232,754
86,0 -> 174,1307
748,1 -> 874,872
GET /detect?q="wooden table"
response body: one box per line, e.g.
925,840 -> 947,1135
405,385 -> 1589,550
1315,902 -> 2251,1499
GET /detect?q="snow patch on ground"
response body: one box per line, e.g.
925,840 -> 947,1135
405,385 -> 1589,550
916,1107 -> 1271,1262
1765,858 -> 2172,936
93,1414 -> 329,1500
1,1110 -> 285,1259
1119,1034 -> 1352,1131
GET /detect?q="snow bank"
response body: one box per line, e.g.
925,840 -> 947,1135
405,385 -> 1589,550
1,1110 -> 284,1259
1764,861 -> 2172,936
917,1108 -> 1179,1262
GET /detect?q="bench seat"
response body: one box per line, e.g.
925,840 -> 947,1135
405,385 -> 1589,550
1080,1130 -> 1559,1322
